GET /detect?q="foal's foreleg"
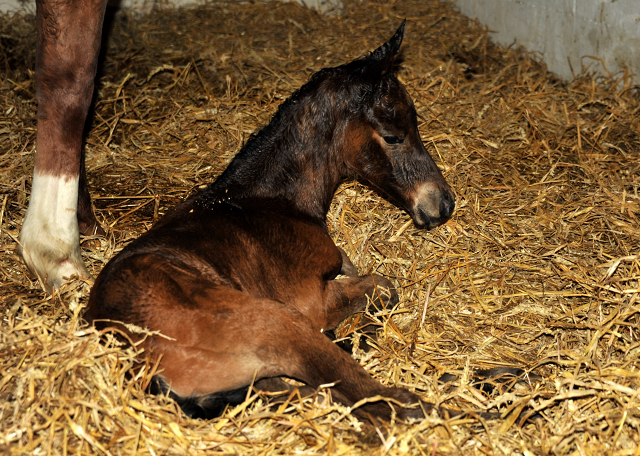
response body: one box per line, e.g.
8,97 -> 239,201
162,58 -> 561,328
323,273 -> 399,354
19,0 -> 107,291
323,274 -> 398,329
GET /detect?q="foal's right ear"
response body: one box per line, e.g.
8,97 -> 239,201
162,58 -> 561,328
345,19 -> 407,83
370,20 -> 405,65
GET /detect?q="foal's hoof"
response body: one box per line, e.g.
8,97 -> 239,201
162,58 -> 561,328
367,275 -> 399,311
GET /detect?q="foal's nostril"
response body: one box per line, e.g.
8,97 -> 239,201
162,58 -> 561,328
439,192 -> 455,219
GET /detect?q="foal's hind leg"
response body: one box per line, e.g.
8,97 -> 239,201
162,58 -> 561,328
282,322 -> 426,421
116,270 -> 420,421
149,299 -> 425,422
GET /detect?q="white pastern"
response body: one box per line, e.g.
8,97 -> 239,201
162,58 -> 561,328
19,172 -> 90,292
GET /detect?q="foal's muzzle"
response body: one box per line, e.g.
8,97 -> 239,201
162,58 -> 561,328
410,182 -> 456,229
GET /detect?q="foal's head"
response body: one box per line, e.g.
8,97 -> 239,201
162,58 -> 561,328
336,22 -> 456,229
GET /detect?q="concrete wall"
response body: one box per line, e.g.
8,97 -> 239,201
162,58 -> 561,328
453,0 -> 640,81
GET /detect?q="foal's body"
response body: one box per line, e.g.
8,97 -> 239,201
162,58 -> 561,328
86,23 -> 456,420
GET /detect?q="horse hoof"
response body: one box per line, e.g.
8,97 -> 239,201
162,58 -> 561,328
18,238 -> 91,293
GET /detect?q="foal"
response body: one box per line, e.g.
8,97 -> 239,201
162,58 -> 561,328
85,22 -> 456,421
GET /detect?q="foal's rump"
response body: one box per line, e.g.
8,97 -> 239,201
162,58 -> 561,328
89,253 -> 313,390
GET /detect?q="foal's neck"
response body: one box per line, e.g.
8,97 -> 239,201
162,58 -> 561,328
204,87 -> 349,221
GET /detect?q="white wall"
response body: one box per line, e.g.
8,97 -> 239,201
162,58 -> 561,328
454,0 -> 640,81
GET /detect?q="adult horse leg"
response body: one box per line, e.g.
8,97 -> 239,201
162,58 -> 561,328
19,0 -> 108,292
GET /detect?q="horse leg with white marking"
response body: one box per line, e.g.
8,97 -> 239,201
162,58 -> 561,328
19,0 -> 108,291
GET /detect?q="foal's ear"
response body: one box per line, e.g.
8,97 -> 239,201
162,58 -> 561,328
370,20 -> 405,64
363,20 -> 405,76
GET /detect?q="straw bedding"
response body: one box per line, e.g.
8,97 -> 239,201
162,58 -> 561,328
1,0 -> 639,454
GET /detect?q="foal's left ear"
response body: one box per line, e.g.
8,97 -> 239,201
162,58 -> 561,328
365,20 -> 405,75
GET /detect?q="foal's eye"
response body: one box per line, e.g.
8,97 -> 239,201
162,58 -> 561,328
383,136 -> 404,145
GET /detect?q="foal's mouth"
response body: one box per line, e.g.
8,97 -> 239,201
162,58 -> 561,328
411,207 -> 453,230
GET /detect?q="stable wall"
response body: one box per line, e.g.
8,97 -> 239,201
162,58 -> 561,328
2,0 -> 639,81
453,0 -> 640,81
